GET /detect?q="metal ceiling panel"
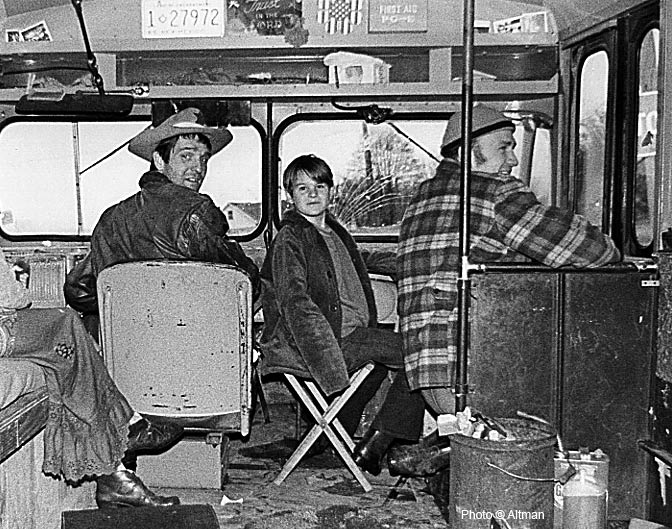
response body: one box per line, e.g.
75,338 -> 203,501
4,0 -> 71,18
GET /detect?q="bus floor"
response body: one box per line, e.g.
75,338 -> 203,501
142,380 -> 632,529
143,379 -> 448,529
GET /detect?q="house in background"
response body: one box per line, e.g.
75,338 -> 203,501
221,202 -> 261,234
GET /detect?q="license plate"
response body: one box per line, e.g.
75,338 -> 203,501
141,0 -> 225,39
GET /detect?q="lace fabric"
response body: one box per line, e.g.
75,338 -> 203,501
0,309 -> 17,357
10,307 -> 134,483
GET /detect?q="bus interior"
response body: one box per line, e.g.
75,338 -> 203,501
0,0 -> 669,527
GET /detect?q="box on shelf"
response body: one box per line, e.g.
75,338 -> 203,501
324,51 -> 390,85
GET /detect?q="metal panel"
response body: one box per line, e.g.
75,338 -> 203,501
562,272 -> 657,520
470,272 -> 558,420
3,0 -> 70,17
98,261 -> 252,436
467,269 -> 657,521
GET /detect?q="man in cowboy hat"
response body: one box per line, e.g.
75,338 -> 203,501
63,107 -> 261,480
65,107 -> 260,318
391,105 -> 620,471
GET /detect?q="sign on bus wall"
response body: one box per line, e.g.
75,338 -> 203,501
368,0 -> 428,33
227,0 -> 302,36
141,0 -> 225,39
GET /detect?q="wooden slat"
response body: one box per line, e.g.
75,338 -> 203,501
0,431 -> 97,529
0,389 -> 49,464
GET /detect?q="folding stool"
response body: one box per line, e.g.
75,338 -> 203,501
273,362 -> 375,492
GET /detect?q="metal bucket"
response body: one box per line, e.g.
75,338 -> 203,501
449,418 -> 556,529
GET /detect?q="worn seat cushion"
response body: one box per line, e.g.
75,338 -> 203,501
0,359 -> 45,409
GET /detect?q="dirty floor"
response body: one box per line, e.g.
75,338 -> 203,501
144,379 -> 449,529
140,380 -> 633,529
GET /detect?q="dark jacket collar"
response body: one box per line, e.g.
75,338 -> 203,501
280,209 -> 341,231
138,170 -> 172,189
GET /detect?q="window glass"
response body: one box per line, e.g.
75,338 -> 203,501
575,50 -> 608,228
79,122 -> 151,233
0,122 -> 78,235
528,128 -> 553,205
279,120 -> 441,235
634,28 -> 659,247
278,118 -> 550,236
0,120 -> 262,237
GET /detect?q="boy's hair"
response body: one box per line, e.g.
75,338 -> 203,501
283,154 -> 334,195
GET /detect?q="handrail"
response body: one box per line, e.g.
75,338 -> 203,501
469,261 -> 656,274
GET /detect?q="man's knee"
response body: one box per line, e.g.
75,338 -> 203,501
421,388 -> 455,415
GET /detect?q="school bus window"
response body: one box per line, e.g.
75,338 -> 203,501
278,118 -> 551,236
78,121 -> 151,234
528,127 -> 552,205
0,122 -> 81,236
0,121 -> 262,237
575,50 -> 608,229
279,120 -> 441,236
634,28 -> 659,248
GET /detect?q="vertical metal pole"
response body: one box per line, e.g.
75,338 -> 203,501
264,100 -> 275,250
455,0 -> 476,413
72,123 -> 84,236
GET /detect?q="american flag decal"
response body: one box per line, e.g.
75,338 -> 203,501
317,0 -> 363,35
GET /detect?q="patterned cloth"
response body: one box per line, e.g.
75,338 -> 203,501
397,159 -> 621,391
1,245 -> 133,482
10,308 -> 134,483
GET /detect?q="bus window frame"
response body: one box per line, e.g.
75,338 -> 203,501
272,111 -> 451,244
565,31 -> 618,240
0,113 -> 268,244
620,13 -> 660,256
273,108 -> 555,244
564,2 -> 660,259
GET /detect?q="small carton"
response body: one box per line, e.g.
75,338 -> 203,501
324,51 -> 390,85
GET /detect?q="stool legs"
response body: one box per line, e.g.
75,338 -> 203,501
273,364 -> 375,492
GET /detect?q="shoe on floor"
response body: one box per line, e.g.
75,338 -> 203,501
126,418 -> 183,453
387,436 -> 451,477
353,428 -> 394,476
96,470 -> 180,508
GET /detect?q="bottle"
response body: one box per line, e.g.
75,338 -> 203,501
562,467 -> 607,529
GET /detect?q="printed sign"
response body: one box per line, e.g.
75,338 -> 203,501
141,0 -> 225,39
227,0 -> 302,36
368,0 -> 427,33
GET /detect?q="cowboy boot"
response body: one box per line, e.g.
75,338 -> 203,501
96,470 -> 180,508
126,418 -> 184,453
353,427 -> 395,476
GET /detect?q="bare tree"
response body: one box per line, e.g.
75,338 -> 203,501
332,124 -> 433,229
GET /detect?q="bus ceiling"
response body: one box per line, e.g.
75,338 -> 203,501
0,0 -> 653,115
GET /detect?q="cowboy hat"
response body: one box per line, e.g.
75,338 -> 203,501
440,105 -> 514,156
128,107 -> 233,161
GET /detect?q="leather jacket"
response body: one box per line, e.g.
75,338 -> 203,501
64,171 -> 260,313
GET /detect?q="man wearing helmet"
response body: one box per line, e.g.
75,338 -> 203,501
396,105 -> 621,417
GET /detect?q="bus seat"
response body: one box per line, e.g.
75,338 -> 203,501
96,261 -> 253,488
369,273 -> 398,328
